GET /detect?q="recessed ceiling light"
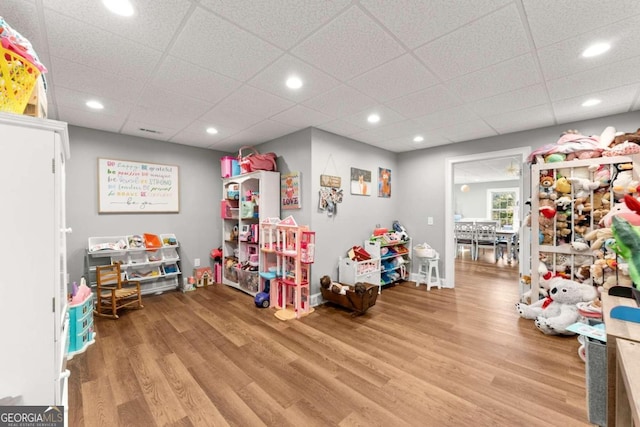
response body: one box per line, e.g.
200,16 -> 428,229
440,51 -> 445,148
86,100 -> 104,110
582,98 -> 601,107
102,0 -> 135,17
413,135 -> 424,143
582,42 -> 610,58
286,76 -> 303,89
367,113 -> 380,124
206,127 -> 218,135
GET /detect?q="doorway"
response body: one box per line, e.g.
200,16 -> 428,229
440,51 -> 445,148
444,147 -> 531,287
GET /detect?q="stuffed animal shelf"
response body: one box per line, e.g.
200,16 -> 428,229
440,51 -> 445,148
515,277 -> 598,335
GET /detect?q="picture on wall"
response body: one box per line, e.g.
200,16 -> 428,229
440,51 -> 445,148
281,171 -> 301,210
378,167 -> 391,198
98,158 -> 180,213
350,167 -> 372,196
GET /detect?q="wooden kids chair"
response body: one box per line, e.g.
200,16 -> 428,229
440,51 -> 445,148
94,263 -> 143,319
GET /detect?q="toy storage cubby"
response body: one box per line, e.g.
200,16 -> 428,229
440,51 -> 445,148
85,233 -> 182,296
270,216 -> 315,320
221,170 -> 280,296
368,238 -> 411,287
529,155 -> 640,303
338,240 -> 382,294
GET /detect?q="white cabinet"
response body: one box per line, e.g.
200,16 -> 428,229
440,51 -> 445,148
529,155 -> 639,302
0,113 -> 70,411
85,234 -> 182,295
221,171 -> 280,296
338,240 -> 382,293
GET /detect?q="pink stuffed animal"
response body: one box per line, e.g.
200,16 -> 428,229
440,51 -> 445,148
599,201 -> 640,227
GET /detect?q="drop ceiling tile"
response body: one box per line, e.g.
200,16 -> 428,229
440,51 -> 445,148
316,120 -> 365,137
170,125 -> 225,148
44,9 -> 162,81
199,0 -> 350,50
57,105 -> 127,134
170,6 -> 283,81
547,56 -> 640,101
302,85 -> 377,117
350,120 -> 421,144
412,105 -> 480,131
360,0 -> 510,48
137,86 -> 212,118
634,95 -> 640,111
468,84 -> 549,117
243,120 -> 298,141
552,85 -> 638,124
43,0 -> 193,50
215,85 -> 295,119
538,16 -> 640,81
291,6 -> 405,81
437,120 -> 498,143
199,105 -> 264,132
483,104 -> 556,134
271,105 -> 333,128
54,86 -> 133,118
386,85 -> 461,119
415,4 -> 529,80
151,55 -> 242,104
347,54 -> 439,103
247,54 -> 341,102
49,56 -> 143,104
343,105 -> 407,130
122,119 -> 179,141
3,1 -> 45,55
445,54 -> 542,102
522,0 -> 640,47
127,94 -> 209,131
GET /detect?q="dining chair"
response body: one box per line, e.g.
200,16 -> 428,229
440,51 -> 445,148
453,221 -> 476,259
474,221 -> 498,261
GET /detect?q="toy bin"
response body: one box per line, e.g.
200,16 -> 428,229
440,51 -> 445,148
0,44 -> 41,114
238,269 -> 259,293
221,156 -> 235,178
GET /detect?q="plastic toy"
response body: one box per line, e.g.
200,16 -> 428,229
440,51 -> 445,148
255,279 -> 270,308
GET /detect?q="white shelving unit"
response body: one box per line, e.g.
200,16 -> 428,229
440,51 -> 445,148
0,113 -> 70,418
221,170 -> 280,296
85,234 -> 182,295
338,240 -> 382,293
375,238 -> 412,287
529,155 -> 640,302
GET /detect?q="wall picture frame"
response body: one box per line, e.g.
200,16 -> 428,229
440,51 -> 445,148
350,167 -> 371,196
98,158 -> 180,213
378,167 -> 391,198
281,171 -> 301,210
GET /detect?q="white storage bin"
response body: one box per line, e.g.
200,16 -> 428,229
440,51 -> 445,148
87,236 -> 128,254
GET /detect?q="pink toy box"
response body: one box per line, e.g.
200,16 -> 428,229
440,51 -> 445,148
220,156 -> 240,178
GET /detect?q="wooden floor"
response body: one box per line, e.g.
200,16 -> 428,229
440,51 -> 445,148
68,258 -> 593,427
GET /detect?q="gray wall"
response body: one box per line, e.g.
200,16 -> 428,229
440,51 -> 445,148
64,110 -> 640,297
66,126 -> 224,285
455,180 -> 519,219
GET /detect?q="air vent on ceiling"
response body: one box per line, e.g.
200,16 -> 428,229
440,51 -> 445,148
139,128 -> 162,134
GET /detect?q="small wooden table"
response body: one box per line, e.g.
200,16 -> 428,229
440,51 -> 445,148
616,339 -> 640,425
602,292 -> 640,426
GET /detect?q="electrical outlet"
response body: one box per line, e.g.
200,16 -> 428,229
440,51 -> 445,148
194,258 -> 200,267
427,217 -> 434,225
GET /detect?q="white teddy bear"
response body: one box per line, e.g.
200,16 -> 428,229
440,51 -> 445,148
515,277 -> 598,335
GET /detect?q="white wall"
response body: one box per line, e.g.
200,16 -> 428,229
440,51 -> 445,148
455,180 -> 519,219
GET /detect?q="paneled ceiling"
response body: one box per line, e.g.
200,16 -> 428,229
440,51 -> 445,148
4,0 -> 640,153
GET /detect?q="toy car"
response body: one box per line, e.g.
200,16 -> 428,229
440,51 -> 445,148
254,291 -> 270,308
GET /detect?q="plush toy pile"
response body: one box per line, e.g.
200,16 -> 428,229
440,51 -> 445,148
516,277 -> 598,335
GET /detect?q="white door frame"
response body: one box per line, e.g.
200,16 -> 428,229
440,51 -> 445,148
444,147 -> 531,287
